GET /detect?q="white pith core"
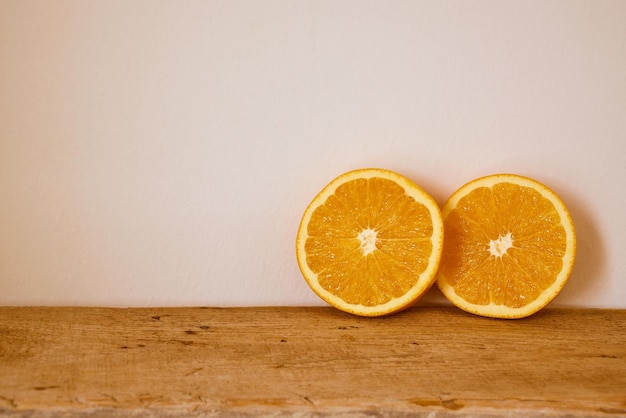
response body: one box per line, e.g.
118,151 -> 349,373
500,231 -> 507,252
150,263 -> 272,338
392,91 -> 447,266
489,232 -> 513,258
358,228 -> 378,256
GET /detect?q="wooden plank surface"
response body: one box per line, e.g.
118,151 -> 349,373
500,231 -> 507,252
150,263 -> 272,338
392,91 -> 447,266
0,306 -> 625,417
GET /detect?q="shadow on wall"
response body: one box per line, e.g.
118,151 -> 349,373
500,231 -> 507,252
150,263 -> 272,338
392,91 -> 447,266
553,187 -> 606,307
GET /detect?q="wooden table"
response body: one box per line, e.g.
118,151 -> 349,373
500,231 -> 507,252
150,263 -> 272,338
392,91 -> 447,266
1,306 -> 625,417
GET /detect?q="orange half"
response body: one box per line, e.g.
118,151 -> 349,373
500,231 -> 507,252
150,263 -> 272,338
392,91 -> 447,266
296,168 -> 444,316
437,174 -> 576,319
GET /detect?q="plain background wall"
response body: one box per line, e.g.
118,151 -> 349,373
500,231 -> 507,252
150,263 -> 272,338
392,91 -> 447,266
1,0 -> 625,308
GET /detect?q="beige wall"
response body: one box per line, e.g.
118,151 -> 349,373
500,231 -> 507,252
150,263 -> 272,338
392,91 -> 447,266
1,1 -> 625,307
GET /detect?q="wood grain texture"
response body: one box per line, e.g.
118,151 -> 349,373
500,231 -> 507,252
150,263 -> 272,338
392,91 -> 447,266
0,306 -> 625,417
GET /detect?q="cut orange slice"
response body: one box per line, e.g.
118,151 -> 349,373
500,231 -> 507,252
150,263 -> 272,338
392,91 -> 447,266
296,168 -> 444,316
437,174 -> 576,319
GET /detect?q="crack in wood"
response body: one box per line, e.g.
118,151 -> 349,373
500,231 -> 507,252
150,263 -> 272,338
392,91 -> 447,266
184,367 -> 204,377
33,386 -> 60,391
0,395 -> 17,409
409,397 -> 464,410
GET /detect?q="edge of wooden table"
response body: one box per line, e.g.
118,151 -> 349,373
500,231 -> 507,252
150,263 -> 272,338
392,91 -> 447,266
1,306 -> 625,417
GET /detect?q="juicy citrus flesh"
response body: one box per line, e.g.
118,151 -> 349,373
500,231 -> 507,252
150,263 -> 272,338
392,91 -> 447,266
437,174 -> 576,319
296,169 -> 444,317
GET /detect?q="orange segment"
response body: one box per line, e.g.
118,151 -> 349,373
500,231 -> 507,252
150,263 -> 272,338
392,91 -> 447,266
437,174 -> 576,319
296,168 -> 443,316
